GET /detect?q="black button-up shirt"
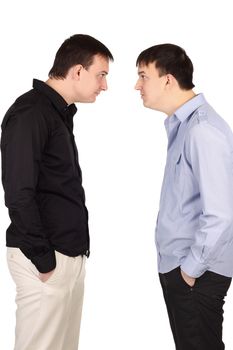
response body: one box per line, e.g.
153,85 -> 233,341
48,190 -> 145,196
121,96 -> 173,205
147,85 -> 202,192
1,79 -> 90,272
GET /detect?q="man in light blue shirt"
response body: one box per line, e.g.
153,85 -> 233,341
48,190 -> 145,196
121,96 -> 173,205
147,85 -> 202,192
135,44 -> 233,350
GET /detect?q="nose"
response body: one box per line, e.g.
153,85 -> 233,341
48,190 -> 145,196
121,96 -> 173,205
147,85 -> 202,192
101,78 -> 108,91
135,79 -> 141,90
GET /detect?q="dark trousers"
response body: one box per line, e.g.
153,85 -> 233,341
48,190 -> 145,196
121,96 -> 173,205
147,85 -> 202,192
159,267 -> 231,350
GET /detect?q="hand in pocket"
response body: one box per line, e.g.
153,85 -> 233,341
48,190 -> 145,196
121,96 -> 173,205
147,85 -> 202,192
39,269 -> 55,283
180,269 -> 196,287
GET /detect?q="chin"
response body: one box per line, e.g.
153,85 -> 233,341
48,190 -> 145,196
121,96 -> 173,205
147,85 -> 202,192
82,97 -> 96,103
143,102 -> 154,110
90,95 -> 97,102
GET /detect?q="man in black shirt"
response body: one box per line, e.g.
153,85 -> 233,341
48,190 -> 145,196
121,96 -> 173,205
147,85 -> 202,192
1,34 -> 113,350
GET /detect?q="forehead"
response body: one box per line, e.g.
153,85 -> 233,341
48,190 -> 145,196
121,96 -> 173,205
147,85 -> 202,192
138,62 -> 159,75
89,54 -> 109,71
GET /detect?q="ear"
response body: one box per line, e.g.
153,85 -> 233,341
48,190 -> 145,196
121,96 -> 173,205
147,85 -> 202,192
165,74 -> 172,85
70,64 -> 83,81
165,74 -> 177,88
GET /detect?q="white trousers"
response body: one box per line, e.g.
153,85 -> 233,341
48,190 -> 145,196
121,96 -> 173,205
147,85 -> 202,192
7,248 -> 86,350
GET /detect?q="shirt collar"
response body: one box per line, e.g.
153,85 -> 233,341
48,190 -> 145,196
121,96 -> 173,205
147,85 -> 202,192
164,93 -> 207,136
33,79 -> 77,120
174,93 -> 207,122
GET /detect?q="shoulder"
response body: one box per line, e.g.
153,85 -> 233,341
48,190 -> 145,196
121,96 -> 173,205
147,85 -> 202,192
2,89 -> 51,131
186,104 -> 233,149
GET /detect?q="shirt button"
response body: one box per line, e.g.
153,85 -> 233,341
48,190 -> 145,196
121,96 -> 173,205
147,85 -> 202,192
198,110 -> 206,117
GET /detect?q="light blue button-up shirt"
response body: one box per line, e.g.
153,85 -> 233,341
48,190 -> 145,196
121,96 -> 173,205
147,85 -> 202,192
156,94 -> 233,278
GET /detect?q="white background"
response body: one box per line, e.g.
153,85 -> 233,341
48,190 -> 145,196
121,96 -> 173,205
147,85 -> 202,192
1,0 -> 233,349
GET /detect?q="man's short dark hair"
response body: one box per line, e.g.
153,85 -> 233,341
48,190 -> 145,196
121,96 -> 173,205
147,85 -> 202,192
49,34 -> 114,79
136,43 -> 195,90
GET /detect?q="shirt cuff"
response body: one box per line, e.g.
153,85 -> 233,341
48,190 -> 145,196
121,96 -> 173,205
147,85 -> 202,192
181,252 -> 208,278
31,250 -> 56,273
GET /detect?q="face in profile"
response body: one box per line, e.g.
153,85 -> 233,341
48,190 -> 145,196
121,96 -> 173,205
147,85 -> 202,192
76,54 -> 109,103
135,63 -> 168,111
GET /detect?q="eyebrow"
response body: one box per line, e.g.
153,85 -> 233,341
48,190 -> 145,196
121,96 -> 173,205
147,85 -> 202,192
138,70 -> 146,75
99,70 -> 108,75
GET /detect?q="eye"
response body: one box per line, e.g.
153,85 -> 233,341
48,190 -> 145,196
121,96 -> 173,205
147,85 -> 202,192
98,73 -> 107,79
139,74 -> 146,80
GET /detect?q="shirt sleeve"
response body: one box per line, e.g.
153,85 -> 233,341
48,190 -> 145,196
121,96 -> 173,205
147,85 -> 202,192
181,121 -> 233,278
1,105 -> 56,273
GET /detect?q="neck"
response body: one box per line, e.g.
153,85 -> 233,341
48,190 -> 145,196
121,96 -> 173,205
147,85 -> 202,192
166,90 -> 196,116
46,78 -> 74,105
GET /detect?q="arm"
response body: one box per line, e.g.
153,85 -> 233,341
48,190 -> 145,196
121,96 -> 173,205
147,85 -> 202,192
181,121 -> 233,278
1,105 -> 56,273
